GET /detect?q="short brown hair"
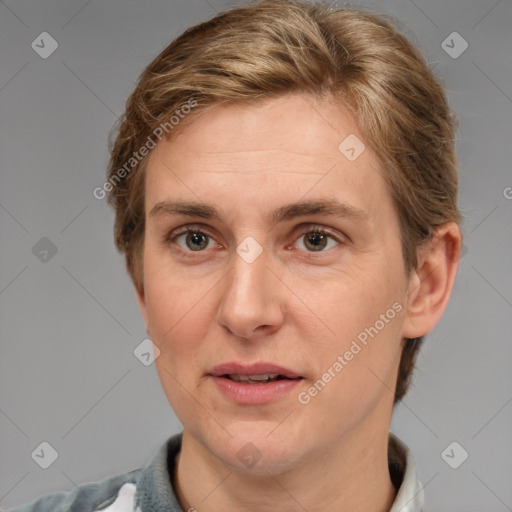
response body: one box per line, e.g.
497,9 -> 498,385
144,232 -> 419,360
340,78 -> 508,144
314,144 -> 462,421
105,0 -> 460,403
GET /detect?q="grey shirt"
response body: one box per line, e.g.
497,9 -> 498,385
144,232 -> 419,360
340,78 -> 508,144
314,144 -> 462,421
7,432 -> 424,511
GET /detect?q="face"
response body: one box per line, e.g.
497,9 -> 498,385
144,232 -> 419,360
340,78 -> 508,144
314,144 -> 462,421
137,93 -> 415,473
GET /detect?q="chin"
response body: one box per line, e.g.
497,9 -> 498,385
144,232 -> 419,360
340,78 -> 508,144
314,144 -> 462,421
209,424 -> 308,476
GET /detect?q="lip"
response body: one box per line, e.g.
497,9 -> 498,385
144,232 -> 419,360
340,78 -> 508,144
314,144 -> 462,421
209,362 -> 302,379
208,361 -> 304,405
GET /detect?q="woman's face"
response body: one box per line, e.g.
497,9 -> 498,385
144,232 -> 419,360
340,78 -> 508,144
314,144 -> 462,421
137,93 -> 416,473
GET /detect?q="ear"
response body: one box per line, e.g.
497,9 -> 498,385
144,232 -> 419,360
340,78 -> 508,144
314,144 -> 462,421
402,221 -> 462,339
135,285 -> 150,334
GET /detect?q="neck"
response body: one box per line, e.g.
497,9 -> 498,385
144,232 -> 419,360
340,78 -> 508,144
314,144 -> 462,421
174,409 -> 397,512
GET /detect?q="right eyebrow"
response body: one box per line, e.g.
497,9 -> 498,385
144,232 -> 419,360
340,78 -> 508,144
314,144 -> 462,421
149,200 -> 219,220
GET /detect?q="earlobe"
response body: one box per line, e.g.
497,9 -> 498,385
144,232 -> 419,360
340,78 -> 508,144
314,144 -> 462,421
402,222 -> 462,339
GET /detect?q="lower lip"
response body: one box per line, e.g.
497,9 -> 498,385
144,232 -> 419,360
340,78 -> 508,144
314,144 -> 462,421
210,376 -> 303,405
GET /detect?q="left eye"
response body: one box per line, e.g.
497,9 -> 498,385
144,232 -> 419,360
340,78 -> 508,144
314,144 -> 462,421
294,229 -> 340,252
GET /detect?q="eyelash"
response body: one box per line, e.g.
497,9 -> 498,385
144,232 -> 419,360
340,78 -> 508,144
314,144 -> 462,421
165,224 -> 343,257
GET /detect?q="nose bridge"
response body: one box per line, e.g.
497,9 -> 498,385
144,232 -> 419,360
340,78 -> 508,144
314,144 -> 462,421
216,244 -> 283,339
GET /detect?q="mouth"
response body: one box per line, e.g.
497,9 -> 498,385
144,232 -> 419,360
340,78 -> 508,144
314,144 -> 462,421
208,362 -> 304,404
220,373 -> 301,384
209,362 -> 303,381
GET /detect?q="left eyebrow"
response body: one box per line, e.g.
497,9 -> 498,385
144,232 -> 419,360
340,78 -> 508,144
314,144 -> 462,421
148,198 -> 370,225
270,199 -> 370,225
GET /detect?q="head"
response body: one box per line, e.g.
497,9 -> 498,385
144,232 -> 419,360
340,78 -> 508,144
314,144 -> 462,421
105,0 -> 461,472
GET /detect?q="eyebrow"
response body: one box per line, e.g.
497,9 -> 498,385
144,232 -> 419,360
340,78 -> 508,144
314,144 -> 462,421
149,199 -> 370,225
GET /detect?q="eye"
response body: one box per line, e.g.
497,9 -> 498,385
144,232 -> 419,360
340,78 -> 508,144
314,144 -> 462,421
170,226 -> 218,252
166,224 -> 343,255
293,225 -> 342,252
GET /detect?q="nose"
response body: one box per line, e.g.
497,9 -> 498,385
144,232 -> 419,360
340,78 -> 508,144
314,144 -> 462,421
216,247 -> 285,341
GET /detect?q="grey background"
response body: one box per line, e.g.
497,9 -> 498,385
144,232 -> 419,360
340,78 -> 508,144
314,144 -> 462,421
0,0 -> 511,510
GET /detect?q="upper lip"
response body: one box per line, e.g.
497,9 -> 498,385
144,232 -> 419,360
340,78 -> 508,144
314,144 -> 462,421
209,362 -> 302,379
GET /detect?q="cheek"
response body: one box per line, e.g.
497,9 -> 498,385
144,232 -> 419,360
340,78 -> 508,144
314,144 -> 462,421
300,262 -> 405,400
143,244 -> 206,331
146,286 -> 211,350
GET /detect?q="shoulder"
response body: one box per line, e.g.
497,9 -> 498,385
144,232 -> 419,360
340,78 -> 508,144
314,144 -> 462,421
6,469 -> 141,512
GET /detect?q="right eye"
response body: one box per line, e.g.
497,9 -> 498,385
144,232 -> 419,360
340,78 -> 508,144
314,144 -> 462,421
166,226 -> 219,253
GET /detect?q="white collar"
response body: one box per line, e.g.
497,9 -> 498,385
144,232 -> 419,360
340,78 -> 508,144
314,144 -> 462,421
389,433 -> 424,511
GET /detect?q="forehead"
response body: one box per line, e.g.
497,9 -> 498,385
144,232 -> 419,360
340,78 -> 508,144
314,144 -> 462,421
158,94 -> 360,167
144,94 -> 393,225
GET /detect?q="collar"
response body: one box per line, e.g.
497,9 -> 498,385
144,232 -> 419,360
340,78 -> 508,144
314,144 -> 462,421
134,432 -> 424,511
389,433 -> 425,511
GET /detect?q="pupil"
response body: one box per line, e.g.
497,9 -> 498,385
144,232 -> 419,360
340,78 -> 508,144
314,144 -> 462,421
187,232 -> 207,251
306,233 -> 327,251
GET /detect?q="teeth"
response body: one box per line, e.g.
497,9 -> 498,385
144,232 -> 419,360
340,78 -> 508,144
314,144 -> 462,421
229,373 -> 280,383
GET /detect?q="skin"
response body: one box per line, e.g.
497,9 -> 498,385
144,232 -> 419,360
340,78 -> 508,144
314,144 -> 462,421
136,93 -> 461,512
